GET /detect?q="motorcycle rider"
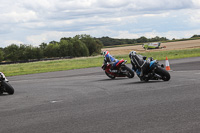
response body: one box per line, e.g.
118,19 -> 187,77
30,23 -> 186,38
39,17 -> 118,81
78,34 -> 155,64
129,51 -> 148,77
102,50 -> 119,72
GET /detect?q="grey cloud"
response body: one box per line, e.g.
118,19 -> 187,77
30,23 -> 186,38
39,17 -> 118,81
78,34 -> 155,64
0,0 -> 199,47
123,0 -> 193,12
4,0 -> 194,23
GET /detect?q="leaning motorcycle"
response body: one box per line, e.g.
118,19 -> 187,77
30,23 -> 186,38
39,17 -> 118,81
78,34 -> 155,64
0,72 -> 14,95
102,59 -> 134,79
130,56 -> 170,82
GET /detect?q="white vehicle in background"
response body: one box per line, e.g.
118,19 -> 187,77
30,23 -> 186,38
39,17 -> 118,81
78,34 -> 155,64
143,42 -> 165,50
0,72 -> 14,95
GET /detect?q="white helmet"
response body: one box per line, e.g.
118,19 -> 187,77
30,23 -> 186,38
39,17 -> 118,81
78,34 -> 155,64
130,51 -> 136,56
102,51 -> 109,56
129,51 -> 136,58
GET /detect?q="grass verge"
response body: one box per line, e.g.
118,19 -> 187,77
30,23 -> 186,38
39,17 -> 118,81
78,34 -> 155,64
1,48 -> 200,77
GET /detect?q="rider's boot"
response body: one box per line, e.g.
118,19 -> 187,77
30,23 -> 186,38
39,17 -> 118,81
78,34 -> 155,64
140,69 -> 143,77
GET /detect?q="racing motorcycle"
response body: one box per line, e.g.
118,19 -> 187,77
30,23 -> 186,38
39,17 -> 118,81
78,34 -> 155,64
102,59 -> 134,79
0,72 -> 14,95
130,55 -> 170,82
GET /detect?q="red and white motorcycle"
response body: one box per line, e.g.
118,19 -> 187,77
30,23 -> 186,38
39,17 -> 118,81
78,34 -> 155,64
102,59 -> 134,79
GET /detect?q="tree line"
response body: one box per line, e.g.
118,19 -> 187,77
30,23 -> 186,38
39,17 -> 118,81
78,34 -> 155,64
0,35 -> 103,62
98,36 -> 169,46
98,34 -> 200,46
0,34 -> 200,62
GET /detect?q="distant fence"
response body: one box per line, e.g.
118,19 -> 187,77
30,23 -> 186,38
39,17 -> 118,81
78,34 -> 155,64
0,56 -> 73,65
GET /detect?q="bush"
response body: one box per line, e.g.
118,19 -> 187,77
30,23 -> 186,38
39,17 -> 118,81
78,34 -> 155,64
0,48 -> 4,62
71,37 -> 89,57
75,34 -> 103,56
3,44 -> 20,61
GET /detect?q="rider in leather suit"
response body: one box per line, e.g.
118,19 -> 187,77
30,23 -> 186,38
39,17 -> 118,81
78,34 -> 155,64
129,51 -> 148,77
102,51 -> 119,72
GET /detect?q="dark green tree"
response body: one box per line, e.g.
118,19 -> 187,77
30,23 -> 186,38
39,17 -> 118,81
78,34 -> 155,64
71,37 -> 89,57
60,37 -> 72,41
44,42 -> 59,58
191,35 -> 200,38
18,44 -> 27,60
4,44 -> 20,61
67,41 -> 74,57
31,47 -> 43,60
59,40 -> 71,57
77,34 -> 103,56
136,36 -> 148,43
0,48 -> 4,62
39,43 -> 48,50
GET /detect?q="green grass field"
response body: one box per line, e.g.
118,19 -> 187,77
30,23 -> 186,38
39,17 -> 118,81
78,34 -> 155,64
1,48 -> 200,77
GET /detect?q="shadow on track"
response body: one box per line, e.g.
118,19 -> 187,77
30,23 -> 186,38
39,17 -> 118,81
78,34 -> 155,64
125,80 -> 163,85
0,93 -> 9,96
95,78 -> 130,82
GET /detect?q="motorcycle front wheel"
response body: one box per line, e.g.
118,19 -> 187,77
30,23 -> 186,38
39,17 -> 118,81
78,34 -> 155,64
2,81 -> 14,95
155,67 -> 170,81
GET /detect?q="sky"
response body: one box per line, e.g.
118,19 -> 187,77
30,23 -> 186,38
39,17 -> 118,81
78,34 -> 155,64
0,0 -> 200,48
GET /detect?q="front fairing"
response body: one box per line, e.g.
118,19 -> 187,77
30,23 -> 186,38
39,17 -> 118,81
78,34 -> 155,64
147,60 -> 158,73
0,72 -> 8,82
149,60 -> 157,68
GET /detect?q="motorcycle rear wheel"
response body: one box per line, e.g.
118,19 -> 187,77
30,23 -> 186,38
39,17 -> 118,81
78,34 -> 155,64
105,71 -> 116,79
124,66 -> 135,78
155,67 -> 170,81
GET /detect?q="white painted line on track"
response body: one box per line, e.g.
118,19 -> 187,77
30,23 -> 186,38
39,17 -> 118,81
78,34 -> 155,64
50,100 -> 63,103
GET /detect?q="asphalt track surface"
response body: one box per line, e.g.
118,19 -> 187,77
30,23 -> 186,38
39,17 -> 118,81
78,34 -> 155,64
1,57 -> 200,133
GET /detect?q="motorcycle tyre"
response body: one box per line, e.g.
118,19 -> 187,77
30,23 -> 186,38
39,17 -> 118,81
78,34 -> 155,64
0,90 -> 3,95
155,67 -> 170,81
2,81 -> 14,95
124,66 -> 135,78
105,71 -> 116,79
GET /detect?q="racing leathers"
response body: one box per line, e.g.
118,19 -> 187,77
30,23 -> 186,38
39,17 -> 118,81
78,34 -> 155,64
103,53 -> 119,72
129,53 -> 148,77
